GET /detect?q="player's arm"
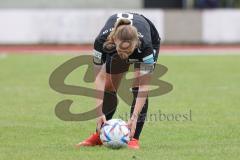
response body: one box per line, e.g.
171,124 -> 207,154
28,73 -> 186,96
93,39 -> 107,131
93,59 -> 105,116
130,23 -> 154,122
133,64 -> 154,112
129,51 -> 155,137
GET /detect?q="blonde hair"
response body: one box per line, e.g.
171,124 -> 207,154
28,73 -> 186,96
103,19 -> 139,59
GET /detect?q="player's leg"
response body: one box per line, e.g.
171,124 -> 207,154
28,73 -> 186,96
76,54 -> 129,147
102,72 -> 124,120
76,49 -> 109,147
102,53 -> 130,120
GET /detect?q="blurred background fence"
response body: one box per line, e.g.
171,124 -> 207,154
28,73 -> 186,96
1,0 -> 240,9
0,0 -> 240,45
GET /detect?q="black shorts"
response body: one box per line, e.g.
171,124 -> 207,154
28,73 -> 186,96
100,47 -> 160,74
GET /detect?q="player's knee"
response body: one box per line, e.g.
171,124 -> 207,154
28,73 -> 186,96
104,82 -> 116,92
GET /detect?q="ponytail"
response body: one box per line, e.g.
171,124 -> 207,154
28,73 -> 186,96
103,19 -> 132,51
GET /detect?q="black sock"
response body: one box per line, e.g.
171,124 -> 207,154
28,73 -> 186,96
102,91 -> 118,120
130,87 -> 148,140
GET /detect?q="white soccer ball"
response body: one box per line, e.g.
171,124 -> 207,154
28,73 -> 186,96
100,119 -> 130,149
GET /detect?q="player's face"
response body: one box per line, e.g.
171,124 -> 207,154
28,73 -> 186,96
114,38 -> 138,58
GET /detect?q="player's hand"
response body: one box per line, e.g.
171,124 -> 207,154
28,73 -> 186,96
127,116 -> 138,139
96,115 -> 107,133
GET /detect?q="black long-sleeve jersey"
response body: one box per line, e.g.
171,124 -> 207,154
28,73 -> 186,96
93,13 -> 160,65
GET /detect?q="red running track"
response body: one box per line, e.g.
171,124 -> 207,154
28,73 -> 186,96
0,44 -> 240,53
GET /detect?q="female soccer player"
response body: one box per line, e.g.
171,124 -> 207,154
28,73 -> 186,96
76,12 -> 160,149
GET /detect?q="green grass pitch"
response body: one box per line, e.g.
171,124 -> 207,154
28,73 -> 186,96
0,53 -> 239,160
